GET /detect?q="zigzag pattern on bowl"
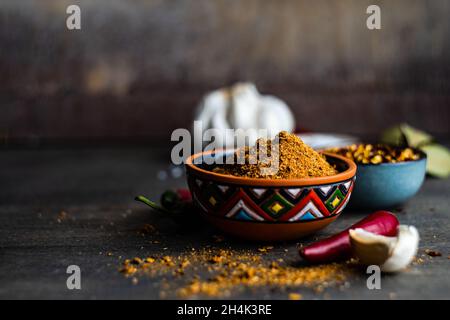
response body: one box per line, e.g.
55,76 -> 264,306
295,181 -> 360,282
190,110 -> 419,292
188,175 -> 355,222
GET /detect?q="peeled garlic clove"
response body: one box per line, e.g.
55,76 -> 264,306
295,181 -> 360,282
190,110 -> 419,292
349,228 -> 397,265
349,225 -> 419,273
381,225 -> 419,273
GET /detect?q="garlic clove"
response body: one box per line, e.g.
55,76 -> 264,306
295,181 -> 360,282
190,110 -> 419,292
258,95 -> 295,136
380,225 -> 419,273
229,83 -> 260,130
197,89 -> 229,131
349,228 -> 397,265
349,226 -> 420,273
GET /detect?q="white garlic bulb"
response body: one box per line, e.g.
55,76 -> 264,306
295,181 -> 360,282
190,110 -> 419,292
195,83 -> 295,147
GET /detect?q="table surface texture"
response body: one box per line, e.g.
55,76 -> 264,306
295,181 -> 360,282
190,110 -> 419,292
0,146 -> 449,299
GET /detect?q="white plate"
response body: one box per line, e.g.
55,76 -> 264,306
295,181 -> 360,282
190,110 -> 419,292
297,133 -> 359,150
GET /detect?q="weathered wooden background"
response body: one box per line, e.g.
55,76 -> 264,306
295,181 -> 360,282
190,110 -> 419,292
1,0 -> 449,142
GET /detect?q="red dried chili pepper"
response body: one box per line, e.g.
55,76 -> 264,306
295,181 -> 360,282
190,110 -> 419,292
299,211 -> 399,264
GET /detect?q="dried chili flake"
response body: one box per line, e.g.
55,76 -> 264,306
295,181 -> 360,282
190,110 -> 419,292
425,249 -> 442,257
326,144 -> 421,165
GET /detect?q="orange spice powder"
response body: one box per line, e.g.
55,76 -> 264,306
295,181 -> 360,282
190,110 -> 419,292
212,131 -> 337,179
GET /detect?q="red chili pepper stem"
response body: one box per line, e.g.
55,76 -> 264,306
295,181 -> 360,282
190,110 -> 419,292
135,195 -> 171,214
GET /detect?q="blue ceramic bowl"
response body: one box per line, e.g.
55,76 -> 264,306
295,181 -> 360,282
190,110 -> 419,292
349,149 -> 427,209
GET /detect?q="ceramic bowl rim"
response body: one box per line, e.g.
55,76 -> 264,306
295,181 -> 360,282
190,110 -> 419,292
185,149 -> 357,187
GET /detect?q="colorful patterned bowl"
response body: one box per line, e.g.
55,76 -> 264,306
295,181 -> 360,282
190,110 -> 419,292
185,150 -> 357,241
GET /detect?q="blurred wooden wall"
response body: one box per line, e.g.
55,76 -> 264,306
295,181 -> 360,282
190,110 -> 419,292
1,0 -> 449,142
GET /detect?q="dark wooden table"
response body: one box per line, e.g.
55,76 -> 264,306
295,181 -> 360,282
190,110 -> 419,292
0,146 -> 449,299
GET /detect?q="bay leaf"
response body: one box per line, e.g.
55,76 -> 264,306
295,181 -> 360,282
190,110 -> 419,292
380,125 -> 406,146
400,123 -> 433,147
420,144 -> 450,178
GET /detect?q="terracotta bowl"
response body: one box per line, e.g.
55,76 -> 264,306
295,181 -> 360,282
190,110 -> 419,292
185,150 -> 357,241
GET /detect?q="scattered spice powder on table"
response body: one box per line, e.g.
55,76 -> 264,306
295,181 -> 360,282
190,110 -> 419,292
119,247 -> 352,298
288,293 -> 303,300
212,131 -> 337,179
56,210 -> 69,223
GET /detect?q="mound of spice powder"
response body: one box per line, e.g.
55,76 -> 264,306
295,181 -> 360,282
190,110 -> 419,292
213,131 -> 337,179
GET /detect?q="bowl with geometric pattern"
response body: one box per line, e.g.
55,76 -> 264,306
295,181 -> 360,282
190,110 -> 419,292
185,150 -> 357,241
